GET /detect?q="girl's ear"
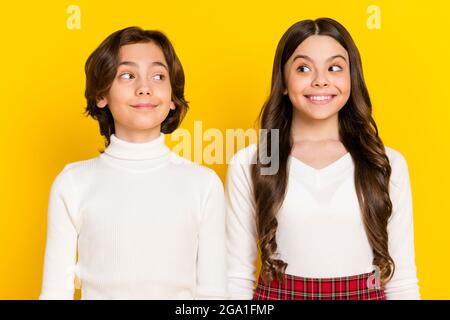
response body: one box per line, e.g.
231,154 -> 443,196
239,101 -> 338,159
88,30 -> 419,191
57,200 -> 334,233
169,101 -> 176,110
96,96 -> 108,108
283,88 -> 288,95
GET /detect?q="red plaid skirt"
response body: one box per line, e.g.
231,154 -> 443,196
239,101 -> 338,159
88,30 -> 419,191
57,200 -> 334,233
253,271 -> 386,300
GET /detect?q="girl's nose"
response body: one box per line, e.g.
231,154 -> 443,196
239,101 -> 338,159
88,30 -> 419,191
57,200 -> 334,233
312,73 -> 330,88
312,79 -> 329,88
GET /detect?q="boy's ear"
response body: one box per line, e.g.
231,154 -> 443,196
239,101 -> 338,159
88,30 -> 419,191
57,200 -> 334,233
96,96 -> 108,108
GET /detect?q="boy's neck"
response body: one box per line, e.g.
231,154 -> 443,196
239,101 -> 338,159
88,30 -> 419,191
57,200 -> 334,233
114,127 -> 162,143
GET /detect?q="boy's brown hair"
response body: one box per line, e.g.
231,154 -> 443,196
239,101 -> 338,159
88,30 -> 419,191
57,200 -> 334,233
84,26 -> 188,146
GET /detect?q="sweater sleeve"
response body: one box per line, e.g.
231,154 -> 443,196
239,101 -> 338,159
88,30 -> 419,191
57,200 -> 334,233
384,150 -> 420,299
195,171 -> 228,299
39,166 -> 79,300
225,147 -> 258,299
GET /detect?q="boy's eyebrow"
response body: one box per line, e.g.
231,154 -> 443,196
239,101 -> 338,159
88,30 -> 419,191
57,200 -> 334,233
118,61 -> 169,70
292,54 -> 348,63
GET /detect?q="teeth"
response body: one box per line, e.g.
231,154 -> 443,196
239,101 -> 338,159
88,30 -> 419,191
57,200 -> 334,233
308,95 -> 333,101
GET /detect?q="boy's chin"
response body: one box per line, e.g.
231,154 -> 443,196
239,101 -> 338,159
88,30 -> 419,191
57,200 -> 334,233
131,123 -> 163,131
129,114 -> 168,128
124,119 -> 162,131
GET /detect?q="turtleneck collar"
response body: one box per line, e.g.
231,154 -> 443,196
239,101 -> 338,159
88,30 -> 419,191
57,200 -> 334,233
103,133 -> 170,161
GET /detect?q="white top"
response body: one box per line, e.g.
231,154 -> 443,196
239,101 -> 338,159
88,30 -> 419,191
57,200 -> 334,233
40,133 -> 227,300
225,144 -> 420,300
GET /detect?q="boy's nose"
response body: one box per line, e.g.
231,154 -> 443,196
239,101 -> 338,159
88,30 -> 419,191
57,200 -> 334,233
137,88 -> 152,96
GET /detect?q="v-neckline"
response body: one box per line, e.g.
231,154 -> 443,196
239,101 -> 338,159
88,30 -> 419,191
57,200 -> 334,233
289,152 -> 352,175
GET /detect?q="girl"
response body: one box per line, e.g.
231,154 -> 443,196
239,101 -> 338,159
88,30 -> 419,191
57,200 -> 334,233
40,27 -> 227,299
226,18 -> 420,300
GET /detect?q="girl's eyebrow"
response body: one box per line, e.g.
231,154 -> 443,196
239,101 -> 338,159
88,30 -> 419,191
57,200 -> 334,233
118,60 -> 169,71
292,54 -> 348,63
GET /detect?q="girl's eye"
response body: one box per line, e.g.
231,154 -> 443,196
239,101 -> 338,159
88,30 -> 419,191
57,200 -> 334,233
297,65 -> 311,73
153,74 -> 165,81
119,72 -> 134,80
329,65 -> 343,72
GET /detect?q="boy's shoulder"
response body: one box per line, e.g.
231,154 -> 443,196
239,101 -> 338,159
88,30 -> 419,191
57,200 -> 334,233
168,151 -> 221,183
49,157 -> 99,194
53,156 -> 101,184
61,157 -> 100,174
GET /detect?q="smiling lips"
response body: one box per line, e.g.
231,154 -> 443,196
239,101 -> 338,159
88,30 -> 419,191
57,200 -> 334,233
304,94 -> 337,105
131,103 -> 158,109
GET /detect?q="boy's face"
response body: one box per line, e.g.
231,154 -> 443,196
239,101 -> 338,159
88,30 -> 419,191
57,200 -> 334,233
97,42 -> 175,142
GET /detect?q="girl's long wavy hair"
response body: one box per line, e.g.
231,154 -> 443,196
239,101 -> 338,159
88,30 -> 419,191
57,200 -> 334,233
251,18 -> 395,287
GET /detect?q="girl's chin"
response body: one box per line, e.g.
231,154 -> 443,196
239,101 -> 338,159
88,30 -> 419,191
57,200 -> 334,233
306,113 -> 339,121
293,106 -> 341,121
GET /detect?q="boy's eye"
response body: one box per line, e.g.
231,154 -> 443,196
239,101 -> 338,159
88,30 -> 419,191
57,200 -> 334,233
297,65 -> 311,73
153,74 -> 165,81
329,65 -> 343,72
119,72 -> 134,80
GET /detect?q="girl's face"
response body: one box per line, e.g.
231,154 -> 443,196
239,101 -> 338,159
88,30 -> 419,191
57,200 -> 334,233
97,42 -> 175,140
284,35 -> 351,121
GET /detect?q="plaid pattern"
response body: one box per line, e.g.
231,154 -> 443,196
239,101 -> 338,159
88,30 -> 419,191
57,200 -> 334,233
253,271 -> 386,300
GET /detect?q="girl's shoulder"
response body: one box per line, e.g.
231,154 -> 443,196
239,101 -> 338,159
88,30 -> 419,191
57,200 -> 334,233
384,146 -> 409,171
384,146 -> 410,186
229,144 -> 257,167
385,145 -> 405,160
229,144 -> 408,171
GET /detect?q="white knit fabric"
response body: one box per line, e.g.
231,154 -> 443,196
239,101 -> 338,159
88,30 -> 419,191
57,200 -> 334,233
226,144 -> 420,299
40,133 -> 227,299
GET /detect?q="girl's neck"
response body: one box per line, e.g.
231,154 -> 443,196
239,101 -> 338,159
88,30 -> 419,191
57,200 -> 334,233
290,111 -> 340,143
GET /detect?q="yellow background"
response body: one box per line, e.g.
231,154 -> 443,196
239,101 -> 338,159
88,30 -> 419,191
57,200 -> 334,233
0,0 -> 448,299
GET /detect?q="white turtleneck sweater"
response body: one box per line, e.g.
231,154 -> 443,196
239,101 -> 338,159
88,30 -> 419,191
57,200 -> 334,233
40,133 -> 227,300
226,144 -> 420,300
